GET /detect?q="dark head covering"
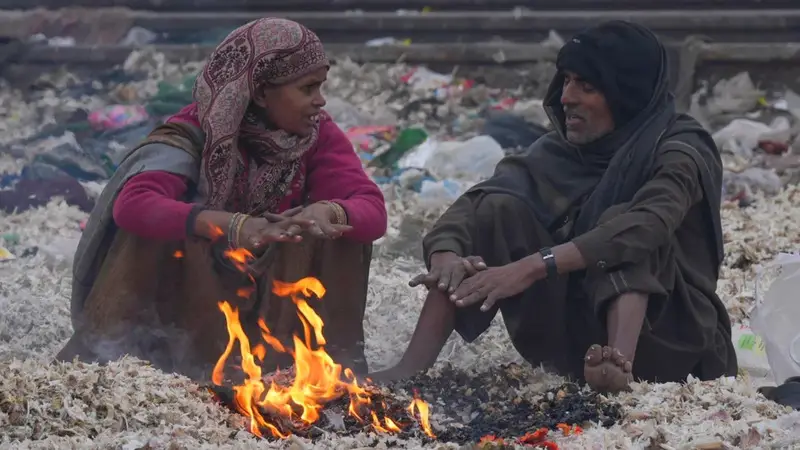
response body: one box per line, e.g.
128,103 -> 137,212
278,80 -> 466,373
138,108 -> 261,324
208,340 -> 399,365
556,20 -> 662,126
465,20 -> 724,269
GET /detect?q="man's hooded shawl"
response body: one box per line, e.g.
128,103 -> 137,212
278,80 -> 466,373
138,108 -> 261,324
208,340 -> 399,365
469,22 -> 724,272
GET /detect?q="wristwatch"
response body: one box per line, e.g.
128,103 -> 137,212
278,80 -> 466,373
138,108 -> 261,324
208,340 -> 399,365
539,246 -> 558,279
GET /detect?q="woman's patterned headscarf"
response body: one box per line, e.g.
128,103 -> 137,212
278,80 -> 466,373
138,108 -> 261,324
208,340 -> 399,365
193,18 -> 329,215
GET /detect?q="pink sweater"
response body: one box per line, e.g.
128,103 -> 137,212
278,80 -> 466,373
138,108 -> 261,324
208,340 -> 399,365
113,116 -> 387,243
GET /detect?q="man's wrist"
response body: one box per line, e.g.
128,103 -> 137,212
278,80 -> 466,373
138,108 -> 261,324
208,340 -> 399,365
520,253 -> 546,282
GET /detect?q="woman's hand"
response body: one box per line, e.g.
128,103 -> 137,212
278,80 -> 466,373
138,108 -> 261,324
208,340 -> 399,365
237,216 -> 314,252
283,202 -> 353,239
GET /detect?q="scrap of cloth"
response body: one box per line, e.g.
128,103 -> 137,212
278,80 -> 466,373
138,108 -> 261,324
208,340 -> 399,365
422,20 -> 736,382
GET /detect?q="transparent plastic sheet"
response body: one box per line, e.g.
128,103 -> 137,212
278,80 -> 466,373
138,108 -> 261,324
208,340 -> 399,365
751,253 -> 800,384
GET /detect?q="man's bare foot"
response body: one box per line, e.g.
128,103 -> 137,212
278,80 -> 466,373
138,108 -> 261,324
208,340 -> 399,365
583,344 -> 633,393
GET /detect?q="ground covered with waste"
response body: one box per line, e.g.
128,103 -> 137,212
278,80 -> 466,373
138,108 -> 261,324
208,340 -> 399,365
2,50 -> 800,449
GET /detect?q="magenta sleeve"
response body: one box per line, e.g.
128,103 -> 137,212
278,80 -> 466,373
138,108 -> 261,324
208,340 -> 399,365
305,119 -> 388,243
112,171 -> 195,241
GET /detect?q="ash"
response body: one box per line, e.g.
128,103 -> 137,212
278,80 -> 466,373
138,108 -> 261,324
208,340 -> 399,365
386,363 -> 622,443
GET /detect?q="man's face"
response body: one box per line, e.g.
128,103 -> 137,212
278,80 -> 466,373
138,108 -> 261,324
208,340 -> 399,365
560,71 -> 615,145
254,66 -> 328,137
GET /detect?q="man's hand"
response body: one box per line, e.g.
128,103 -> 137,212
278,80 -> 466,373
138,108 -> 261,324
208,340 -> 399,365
409,251 -> 487,293
449,258 -> 541,312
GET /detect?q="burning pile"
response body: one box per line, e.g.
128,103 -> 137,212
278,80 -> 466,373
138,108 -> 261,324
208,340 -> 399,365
208,247 -> 435,441
207,248 -> 622,446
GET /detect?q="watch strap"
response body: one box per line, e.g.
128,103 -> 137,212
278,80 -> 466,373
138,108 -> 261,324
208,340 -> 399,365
539,246 -> 558,279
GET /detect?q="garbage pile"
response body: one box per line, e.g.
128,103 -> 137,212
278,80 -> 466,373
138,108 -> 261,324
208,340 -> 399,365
4,50 -> 799,217
689,72 -> 800,207
3,52 -> 800,449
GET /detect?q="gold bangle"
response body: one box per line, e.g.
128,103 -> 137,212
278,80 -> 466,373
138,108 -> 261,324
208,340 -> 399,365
234,214 -> 249,248
321,200 -> 347,225
227,213 -> 242,247
334,203 -> 348,225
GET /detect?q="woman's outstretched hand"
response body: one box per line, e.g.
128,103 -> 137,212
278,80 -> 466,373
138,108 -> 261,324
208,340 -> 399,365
279,202 -> 353,239
238,216 -> 314,252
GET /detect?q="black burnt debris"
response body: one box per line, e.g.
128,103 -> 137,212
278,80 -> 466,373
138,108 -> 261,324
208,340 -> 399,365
206,362 -> 623,445
386,363 -> 623,444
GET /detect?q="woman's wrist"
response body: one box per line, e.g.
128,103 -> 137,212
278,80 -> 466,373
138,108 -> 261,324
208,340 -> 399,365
318,200 -> 348,225
193,210 -> 233,240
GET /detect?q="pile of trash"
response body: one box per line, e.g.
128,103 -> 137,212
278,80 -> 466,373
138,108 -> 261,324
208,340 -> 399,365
4,48 -> 799,218
3,48 -> 800,448
689,72 -> 800,206
0,48 -> 553,215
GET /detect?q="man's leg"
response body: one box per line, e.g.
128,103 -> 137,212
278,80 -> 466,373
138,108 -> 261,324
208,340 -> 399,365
583,291 -> 647,392
581,249 -> 731,392
372,192 -> 592,381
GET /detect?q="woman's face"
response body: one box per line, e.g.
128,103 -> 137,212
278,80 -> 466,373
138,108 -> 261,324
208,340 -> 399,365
254,66 -> 328,137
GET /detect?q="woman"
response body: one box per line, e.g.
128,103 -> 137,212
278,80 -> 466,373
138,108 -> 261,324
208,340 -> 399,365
56,18 -> 387,380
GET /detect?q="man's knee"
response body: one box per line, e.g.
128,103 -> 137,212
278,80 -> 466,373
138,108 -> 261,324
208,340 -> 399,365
474,193 -> 531,229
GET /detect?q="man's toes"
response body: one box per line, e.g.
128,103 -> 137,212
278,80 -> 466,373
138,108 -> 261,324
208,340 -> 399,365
611,348 -> 627,366
601,346 -> 613,361
623,360 -> 633,373
584,344 -> 604,367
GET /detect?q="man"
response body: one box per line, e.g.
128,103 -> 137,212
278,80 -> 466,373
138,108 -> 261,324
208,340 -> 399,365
370,20 -> 737,393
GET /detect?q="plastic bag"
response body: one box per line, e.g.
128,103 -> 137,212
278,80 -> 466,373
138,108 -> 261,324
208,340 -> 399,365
425,135 -> 505,181
723,167 -> 783,200
731,324 -> 771,378
418,179 -> 465,209
711,118 -> 791,160
705,72 -> 764,116
751,253 -> 800,384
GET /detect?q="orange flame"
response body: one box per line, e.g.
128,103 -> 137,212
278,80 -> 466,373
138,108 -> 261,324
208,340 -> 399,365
209,225 -> 225,241
212,248 -> 435,439
223,248 -> 255,274
408,391 -> 436,438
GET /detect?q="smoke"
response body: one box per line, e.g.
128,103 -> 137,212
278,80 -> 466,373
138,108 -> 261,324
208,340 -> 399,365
66,320 -> 214,381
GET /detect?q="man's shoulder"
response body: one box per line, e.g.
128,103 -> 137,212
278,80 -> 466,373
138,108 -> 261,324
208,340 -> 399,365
518,129 -> 564,156
658,115 -> 718,161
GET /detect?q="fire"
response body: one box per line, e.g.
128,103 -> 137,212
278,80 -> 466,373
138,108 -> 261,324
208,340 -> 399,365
211,249 -> 435,439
